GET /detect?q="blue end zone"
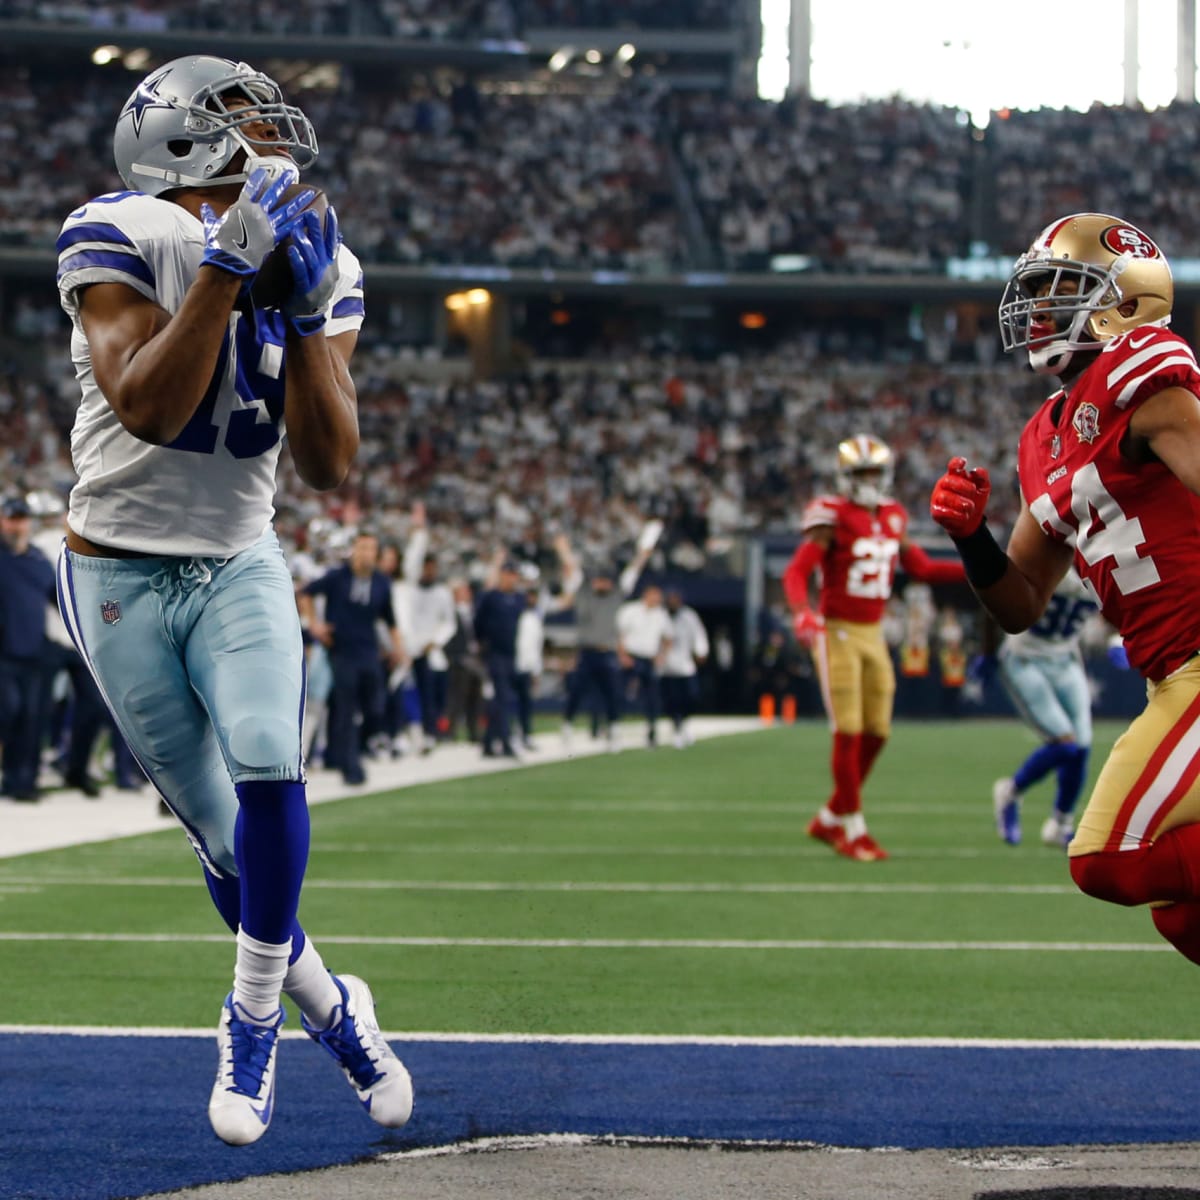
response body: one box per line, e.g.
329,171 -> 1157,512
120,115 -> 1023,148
6,1035 -> 1200,1200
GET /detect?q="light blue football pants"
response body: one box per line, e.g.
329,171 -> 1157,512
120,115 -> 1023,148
56,530 -> 305,878
999,651 -> 1092,746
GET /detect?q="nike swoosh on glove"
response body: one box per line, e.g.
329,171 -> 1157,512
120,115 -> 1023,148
930,457 -> 991,539
283,206 -> 341,337
200,160 -> 313,278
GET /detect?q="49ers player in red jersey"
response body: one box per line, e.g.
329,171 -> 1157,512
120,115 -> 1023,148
785,435 -> 966,861
931,212 -> 1200,969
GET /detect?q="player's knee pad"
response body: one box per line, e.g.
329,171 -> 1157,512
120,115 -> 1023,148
227,714 -> 301,777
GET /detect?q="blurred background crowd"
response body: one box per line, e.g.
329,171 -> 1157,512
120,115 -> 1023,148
0,0 -> 1181,794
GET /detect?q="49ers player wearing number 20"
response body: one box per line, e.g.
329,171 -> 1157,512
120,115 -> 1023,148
931,212 -> 1200,971
784,436 -> 966,861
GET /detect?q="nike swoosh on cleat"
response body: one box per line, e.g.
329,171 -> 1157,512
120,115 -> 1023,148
361,1094 -> 372,1113
249,1097 -> 273,1125
232,212 -> 250,253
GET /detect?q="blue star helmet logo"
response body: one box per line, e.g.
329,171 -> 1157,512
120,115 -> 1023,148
122,67 -> 175,137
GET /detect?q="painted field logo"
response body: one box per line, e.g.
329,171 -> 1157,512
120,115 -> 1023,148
100,599 -> 122,625
1101,224 -> 1160,259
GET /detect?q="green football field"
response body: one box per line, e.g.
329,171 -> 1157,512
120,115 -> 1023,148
0,719 -> 1188,1042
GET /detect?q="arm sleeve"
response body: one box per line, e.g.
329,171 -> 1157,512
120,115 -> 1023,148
782,540 -> 824,610
403,527 -> 428,582
690,612 -> 710,660
618,561 -> 642,596
900,542 -> 967,585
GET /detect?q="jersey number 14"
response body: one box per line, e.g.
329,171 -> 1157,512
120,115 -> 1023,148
1030,462 -> 1160,596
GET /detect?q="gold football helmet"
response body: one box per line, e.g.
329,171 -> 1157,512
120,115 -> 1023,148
836,434 -> 893,509
998,212 -> 1173,375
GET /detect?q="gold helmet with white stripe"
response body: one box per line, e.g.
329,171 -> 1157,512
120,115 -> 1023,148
998,212 -> 1173,376
836,434 -> 893,509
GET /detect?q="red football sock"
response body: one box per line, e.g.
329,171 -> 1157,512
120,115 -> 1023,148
828,731 -> 862,816
858,733 -> 887,785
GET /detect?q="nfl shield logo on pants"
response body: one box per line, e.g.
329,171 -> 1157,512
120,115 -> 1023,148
100,599 -> 122,625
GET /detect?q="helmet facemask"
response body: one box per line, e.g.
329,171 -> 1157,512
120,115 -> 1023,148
998,255 -> 1131,375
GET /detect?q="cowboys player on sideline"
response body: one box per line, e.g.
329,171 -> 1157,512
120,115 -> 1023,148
55,55 -> 411,1145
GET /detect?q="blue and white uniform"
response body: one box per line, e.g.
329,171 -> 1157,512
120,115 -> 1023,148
992,571 -> 1099,848
998,571 -> 1097,747
54,189 -> 364,875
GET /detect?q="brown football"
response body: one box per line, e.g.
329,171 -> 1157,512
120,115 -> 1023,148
250,184 -> 328,311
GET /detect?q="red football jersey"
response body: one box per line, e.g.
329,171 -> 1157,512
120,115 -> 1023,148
1017,325 -> 1200,680
801,493 -> 909,622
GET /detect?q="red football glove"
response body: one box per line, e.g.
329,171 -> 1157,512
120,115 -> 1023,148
930,457 -> 992,539
792,608 -> 825,647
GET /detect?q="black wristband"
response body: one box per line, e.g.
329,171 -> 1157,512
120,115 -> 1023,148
952,519 -> 1009,590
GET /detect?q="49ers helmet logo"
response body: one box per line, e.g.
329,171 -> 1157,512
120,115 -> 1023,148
1101,224 -> 1161,259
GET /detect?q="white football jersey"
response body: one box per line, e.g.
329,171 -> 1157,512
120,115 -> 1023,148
57,190 -> 364,557
1000,571 -> 1099,662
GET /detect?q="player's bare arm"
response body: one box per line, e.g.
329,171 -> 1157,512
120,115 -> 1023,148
79,275 -> 243,445
988,503 -> 1074,631
931,458 -> 1072,634
1125,385 -> 1200,493
283,327 -> 360,490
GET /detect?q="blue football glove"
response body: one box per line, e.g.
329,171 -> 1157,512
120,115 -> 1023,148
968,653 -> 998,684
200,160 -> 313,279
283,206 -> 341,337
1107,640 -> 1131,670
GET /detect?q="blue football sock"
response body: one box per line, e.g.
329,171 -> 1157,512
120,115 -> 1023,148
203,864 -> 307,964
234,779 -> 310,947
1013,741 -> 1074,793
1054,745 -> 1090,817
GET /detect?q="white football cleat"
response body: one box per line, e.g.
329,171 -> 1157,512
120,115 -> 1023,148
1041,813 -> 1075,849
208,994 -> 284,1146
303,973 -> 414,1128
992,777 -> 1021,846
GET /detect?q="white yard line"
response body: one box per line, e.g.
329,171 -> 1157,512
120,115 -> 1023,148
0,1024 -> 1196,1050
0,931 -> 1168,951
0,875 -> 1080,895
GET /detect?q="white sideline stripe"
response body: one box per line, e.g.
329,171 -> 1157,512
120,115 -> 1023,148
0,931 -> 1167,952
0,1025 -> 1198,1051
0,875 -> 1080,896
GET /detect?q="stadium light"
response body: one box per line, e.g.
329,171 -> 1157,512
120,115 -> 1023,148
548,47 -> 574,72
444,292 -> 469,312
616,43 -> 637,64
122,48 -> 151,70
466,288 -> 491,306
91,45 -> 121,66
585,49 -> 602,64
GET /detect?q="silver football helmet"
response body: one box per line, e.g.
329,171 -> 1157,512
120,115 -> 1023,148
113,56 -> 318,197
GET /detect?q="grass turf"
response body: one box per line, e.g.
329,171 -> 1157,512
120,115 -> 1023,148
0,718 -> 1190,1040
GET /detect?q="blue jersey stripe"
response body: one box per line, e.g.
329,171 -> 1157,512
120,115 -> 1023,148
57,248 -> 155,288
331,297 -> 364,318
56,222 -> 136,253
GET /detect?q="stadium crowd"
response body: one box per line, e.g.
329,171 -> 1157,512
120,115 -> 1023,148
7,60 -> 1200,270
